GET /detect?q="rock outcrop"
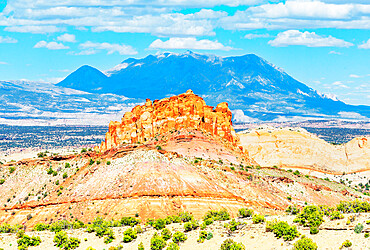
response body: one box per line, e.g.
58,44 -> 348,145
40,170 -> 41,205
101,90 -> 239,151
238,128 -> 369,174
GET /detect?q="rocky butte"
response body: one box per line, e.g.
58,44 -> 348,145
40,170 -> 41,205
101,89 -> 239,151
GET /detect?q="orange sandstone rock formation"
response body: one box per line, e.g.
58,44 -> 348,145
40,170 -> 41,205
101,89 -> 239,151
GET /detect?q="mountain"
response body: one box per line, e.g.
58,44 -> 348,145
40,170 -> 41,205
0,80 -> 142,125
57,51 -> 370,122
57,65 -> 108,92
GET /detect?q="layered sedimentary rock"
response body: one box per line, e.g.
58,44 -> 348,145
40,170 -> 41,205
101,90 -> 239,151
238,128 -> 369,173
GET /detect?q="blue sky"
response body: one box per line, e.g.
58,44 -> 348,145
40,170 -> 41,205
0,0 -> 369,105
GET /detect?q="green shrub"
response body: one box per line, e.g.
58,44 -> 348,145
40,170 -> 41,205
0,223 -> 22,233
354,223 -> 364,234
106,161 -> 111,165
33,223 -> 50,231
329,211 -> 343,220
150,233 -> 166,250
53,231 -> 80,250
65,163 -> 71,168
337,200 -> 370,213
206,232 -> 213,240
63,173 -> 68,179
293,170 -> 300,176
203,217 -> 214,226
266,220 -> 299,241
293,237 -> 318,250
135,225 -> 143,234
122,228 -> 137,243
89,159 -> 95,165
161,228 -> 172,241
364,233 -> 369,238
9,167 -> 16,173
238,208 -> 254,218
0,179 -> 5,185
17,234 -> 41,250
104,228 -> 115,244
224,219 -> 241,232
252,214 -> 265,224
120,217 -> 140,227
197,230 -> 207,243
81,148 -> 87,153
286,205 -> 300,215
166,242 -> 179,250
184,219 -> 199,232
178,212 -> 193,222
340,240 -> 352,248
219,239 -> 245,250
309,226 -> 319,235
172,231 -> 187,244
293,206 -> 323,228
152,218 -> 166,230
203,209 -> 230,221
138,242 -> 144,250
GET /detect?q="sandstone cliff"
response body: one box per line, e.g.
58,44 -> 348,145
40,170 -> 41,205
238,128 -> 369,174
101,90 -> 239,151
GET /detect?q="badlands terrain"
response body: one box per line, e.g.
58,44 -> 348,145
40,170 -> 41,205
0,90 -> 369,249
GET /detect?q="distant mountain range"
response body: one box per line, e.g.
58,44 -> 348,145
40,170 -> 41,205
58,51 -> 369,122
1,51 -> 368,126
0,80 -> 142,126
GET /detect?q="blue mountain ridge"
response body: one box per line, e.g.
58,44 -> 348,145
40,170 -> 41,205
57,51 -> 370,121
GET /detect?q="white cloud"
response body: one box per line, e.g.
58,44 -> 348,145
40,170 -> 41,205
79,41 -> 137,55
349,74 -> 360,78
57,33 -> 76,43
34,41 -> 70,50
332,81 -> 350,88
4,25 -> 63,34
268,30 -> 353,47
0,36 -> 18,43
149,37 -> 233,51
220,1 -> 370,30
244,33 -> 270,39
0,62 -> 8,65
329,51 -> 342,55
358,39 -> 370,49
232,110 -> 259,123
72,49 -> 97,55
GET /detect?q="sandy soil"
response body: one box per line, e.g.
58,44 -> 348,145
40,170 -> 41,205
0,214 -> 369,250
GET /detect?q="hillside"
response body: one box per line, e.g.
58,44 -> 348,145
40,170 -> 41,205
57,51 -> 370,121
0,91 -> 368,231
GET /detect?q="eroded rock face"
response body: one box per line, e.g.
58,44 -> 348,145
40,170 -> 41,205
238,128 -> 369,173
101,90 -> 239,151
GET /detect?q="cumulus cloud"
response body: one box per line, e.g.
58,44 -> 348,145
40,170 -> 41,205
1,0 -> 369,36
149,37 -> 233,51
79,41 -> 137,55
244,33 -> 270,39
0,36 -> 18,43
4,25 -> 63,34
268,30 -> 353,47
358,39 -> 370,49
0,62 -> 8,65
57,33 -> 76,43
34,41 -> 69,50
220,1 -> 370,30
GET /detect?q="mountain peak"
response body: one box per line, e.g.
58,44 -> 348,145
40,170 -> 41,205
57,51 -> 370,121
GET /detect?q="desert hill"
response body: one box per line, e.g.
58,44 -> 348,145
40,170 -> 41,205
0,91 -> 368,231
238,127 -> 369,175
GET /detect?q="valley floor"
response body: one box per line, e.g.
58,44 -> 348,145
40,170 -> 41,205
0,214 -> 369,250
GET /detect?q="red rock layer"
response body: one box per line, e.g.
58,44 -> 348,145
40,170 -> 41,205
101,89 -> 239,151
